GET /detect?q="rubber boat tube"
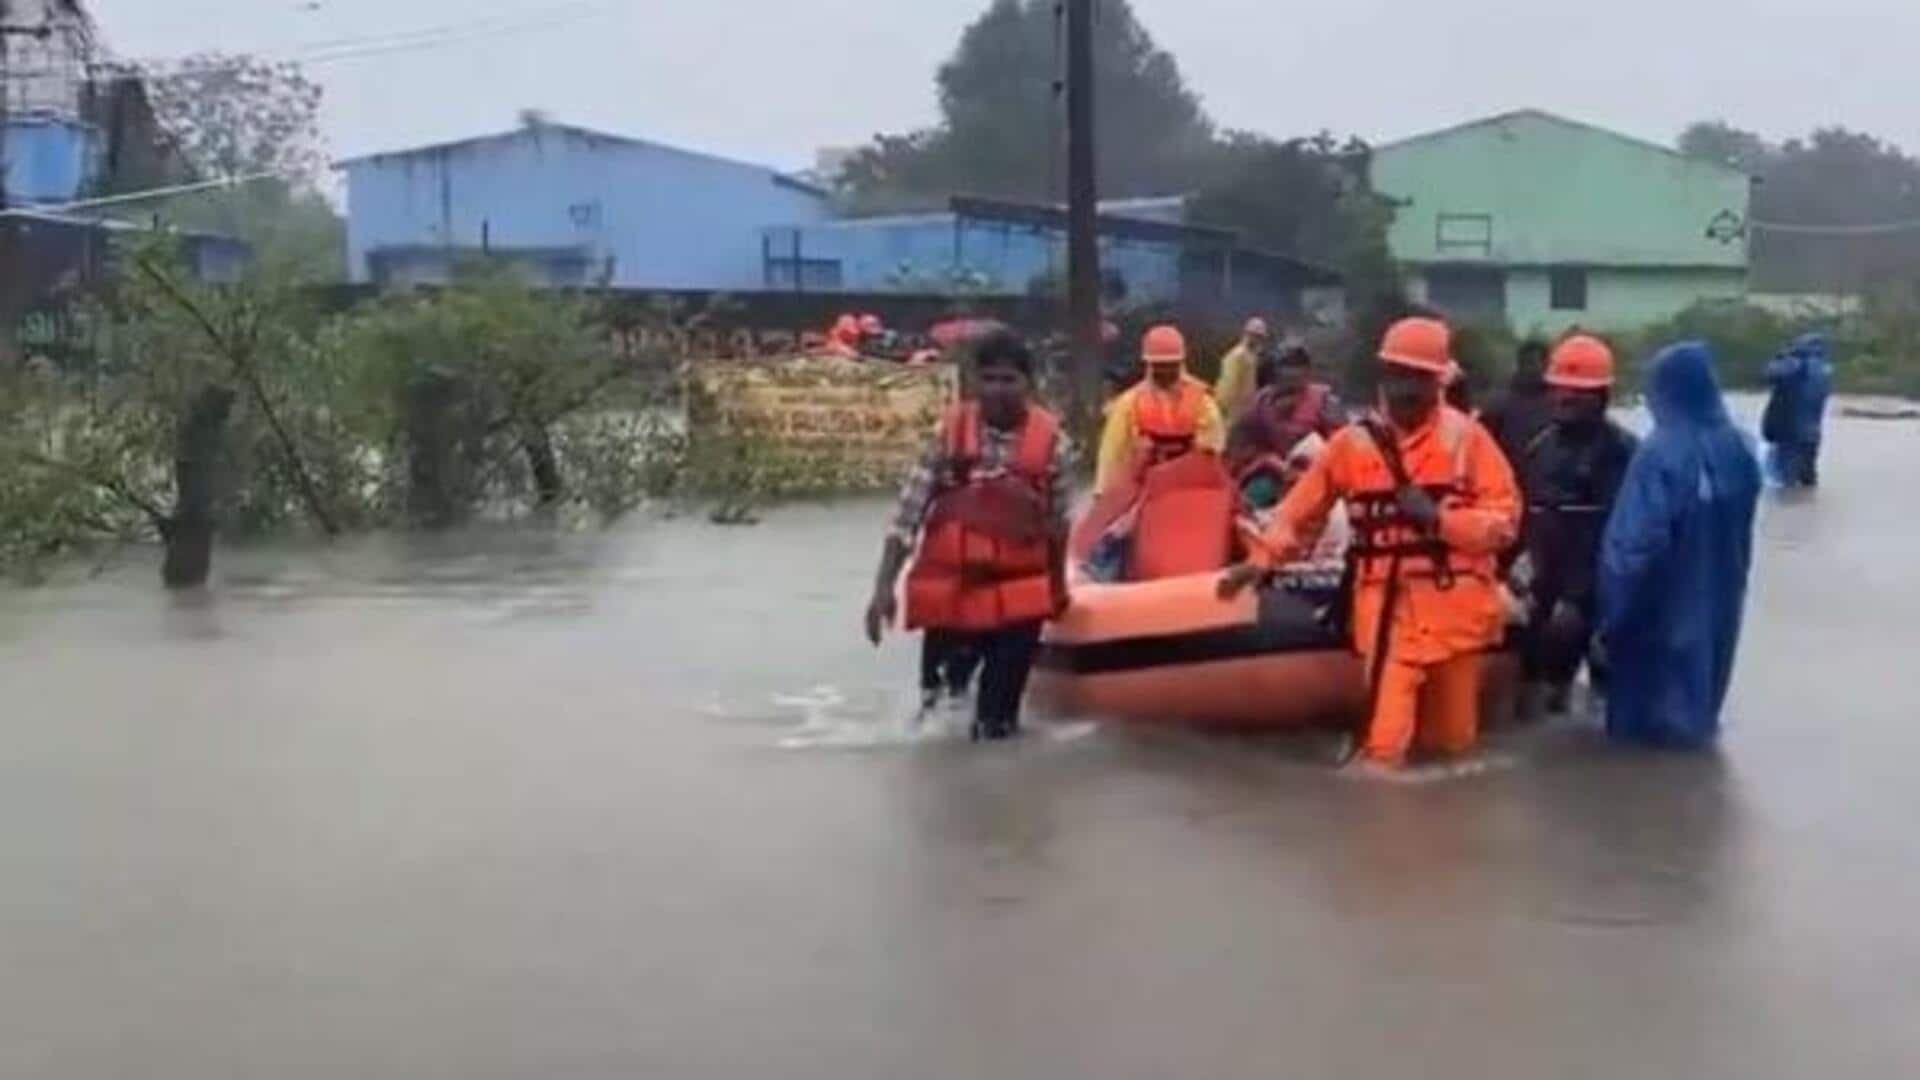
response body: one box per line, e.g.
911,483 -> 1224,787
1033,567 -> 1519,731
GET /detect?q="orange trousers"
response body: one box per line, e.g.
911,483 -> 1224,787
1362,652 -> 1483,764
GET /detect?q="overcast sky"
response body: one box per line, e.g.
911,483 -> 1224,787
87,0 -> 1920,172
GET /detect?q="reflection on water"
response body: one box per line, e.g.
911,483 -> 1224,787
2,411 -> 1919,1078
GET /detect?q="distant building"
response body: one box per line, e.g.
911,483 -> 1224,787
762,195 -> 1339,319
2,0 -> 176,206
338,121 -> 830,288
1371,109 -> 1752,333
6,2 -> 95,114
0,1 -> 229,355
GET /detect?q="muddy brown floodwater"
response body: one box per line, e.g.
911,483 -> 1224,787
2,402 -> 1918,1079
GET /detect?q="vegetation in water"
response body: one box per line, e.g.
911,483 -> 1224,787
0,244 -> 900,587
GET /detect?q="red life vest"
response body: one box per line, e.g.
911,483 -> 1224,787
1131,376 -> 1209,463
903,403 -> 1060,631
1130,451 -> 1235,580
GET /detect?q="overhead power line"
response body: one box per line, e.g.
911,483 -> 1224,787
279,0 -> 608,57
297,0 -> 617,67
0,171 -> 284,220
1749,217 -> 1920,236
101,0 -> 618,75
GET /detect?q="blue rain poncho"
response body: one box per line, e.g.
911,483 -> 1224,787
1598,342 -> 1762,747
1782,332 -> 1833,441
1762,334 -> 1833,485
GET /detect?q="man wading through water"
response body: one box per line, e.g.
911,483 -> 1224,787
866,331 -> 1071,740
1218,316 -> 1519,776
1510,334 -> 1637,719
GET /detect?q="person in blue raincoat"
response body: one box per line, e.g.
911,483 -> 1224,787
1598,342 -> 1762,748
1762,332 -> 1833,487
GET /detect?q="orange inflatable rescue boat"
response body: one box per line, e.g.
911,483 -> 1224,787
1031,455 -> 1516,732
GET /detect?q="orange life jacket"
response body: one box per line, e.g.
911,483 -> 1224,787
1343,408 -> 1475,585
903,403 -> 1060,631
1131,376 -> 1209,463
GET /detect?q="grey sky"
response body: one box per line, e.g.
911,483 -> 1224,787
87,0 -> 1920,174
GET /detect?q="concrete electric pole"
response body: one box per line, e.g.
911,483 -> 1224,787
1063,0 -> 1102,438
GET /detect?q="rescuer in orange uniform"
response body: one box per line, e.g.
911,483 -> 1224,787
866,330 -> 1071,740
1219,316 -> 1520,773
1094,325 -> 1225,494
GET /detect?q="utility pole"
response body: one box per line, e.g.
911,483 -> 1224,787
1,2 -> 15,359
1,0 -> 13,213
1063,0 -> 1102,437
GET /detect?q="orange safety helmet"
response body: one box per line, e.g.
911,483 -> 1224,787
1377,316 -> 1453,375
1141,324 -> 1188,365
1546,334 -> 1615,390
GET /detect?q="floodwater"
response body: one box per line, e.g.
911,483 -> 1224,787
2,402 -> 1918,1079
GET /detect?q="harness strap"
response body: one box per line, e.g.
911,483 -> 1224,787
1350,415 -> 1460,591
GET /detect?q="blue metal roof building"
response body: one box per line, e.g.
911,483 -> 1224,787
759,196 -> 1191,301
339,121 -> 831,288
762,196 -> 1341,319
336,123 -> 1338,316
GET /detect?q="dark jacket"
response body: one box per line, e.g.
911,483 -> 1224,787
1517,418 -> 1638,617
1482,377 -> 1553,468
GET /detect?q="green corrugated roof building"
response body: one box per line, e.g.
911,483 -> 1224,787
1370,110 -> 1752,334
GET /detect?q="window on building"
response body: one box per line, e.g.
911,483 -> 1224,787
1426,267 -> 1507,321
764,258 -> 844,290
1435,213 -> 1494,257
1549,266 -> 1589,311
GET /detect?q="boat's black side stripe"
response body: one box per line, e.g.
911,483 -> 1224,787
1037,611 -> 1342,675
1036,626 -> 1340,675
1036,586 -> 1347,675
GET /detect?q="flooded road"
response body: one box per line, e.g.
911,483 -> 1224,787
3,404 -> 1919,1078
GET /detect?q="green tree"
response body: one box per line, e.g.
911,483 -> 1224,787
143,53 -> 325,182
1187,132 -> 1386,269
839,0 -> 1212,208
1189,131 -> 1400,393
141,53 -> 344,279
1679,120 -> 1920,292
0,234 -> 343,585
158,181 -> 346,284
330,263 -> 639,526
1677,120 -> 1777,175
